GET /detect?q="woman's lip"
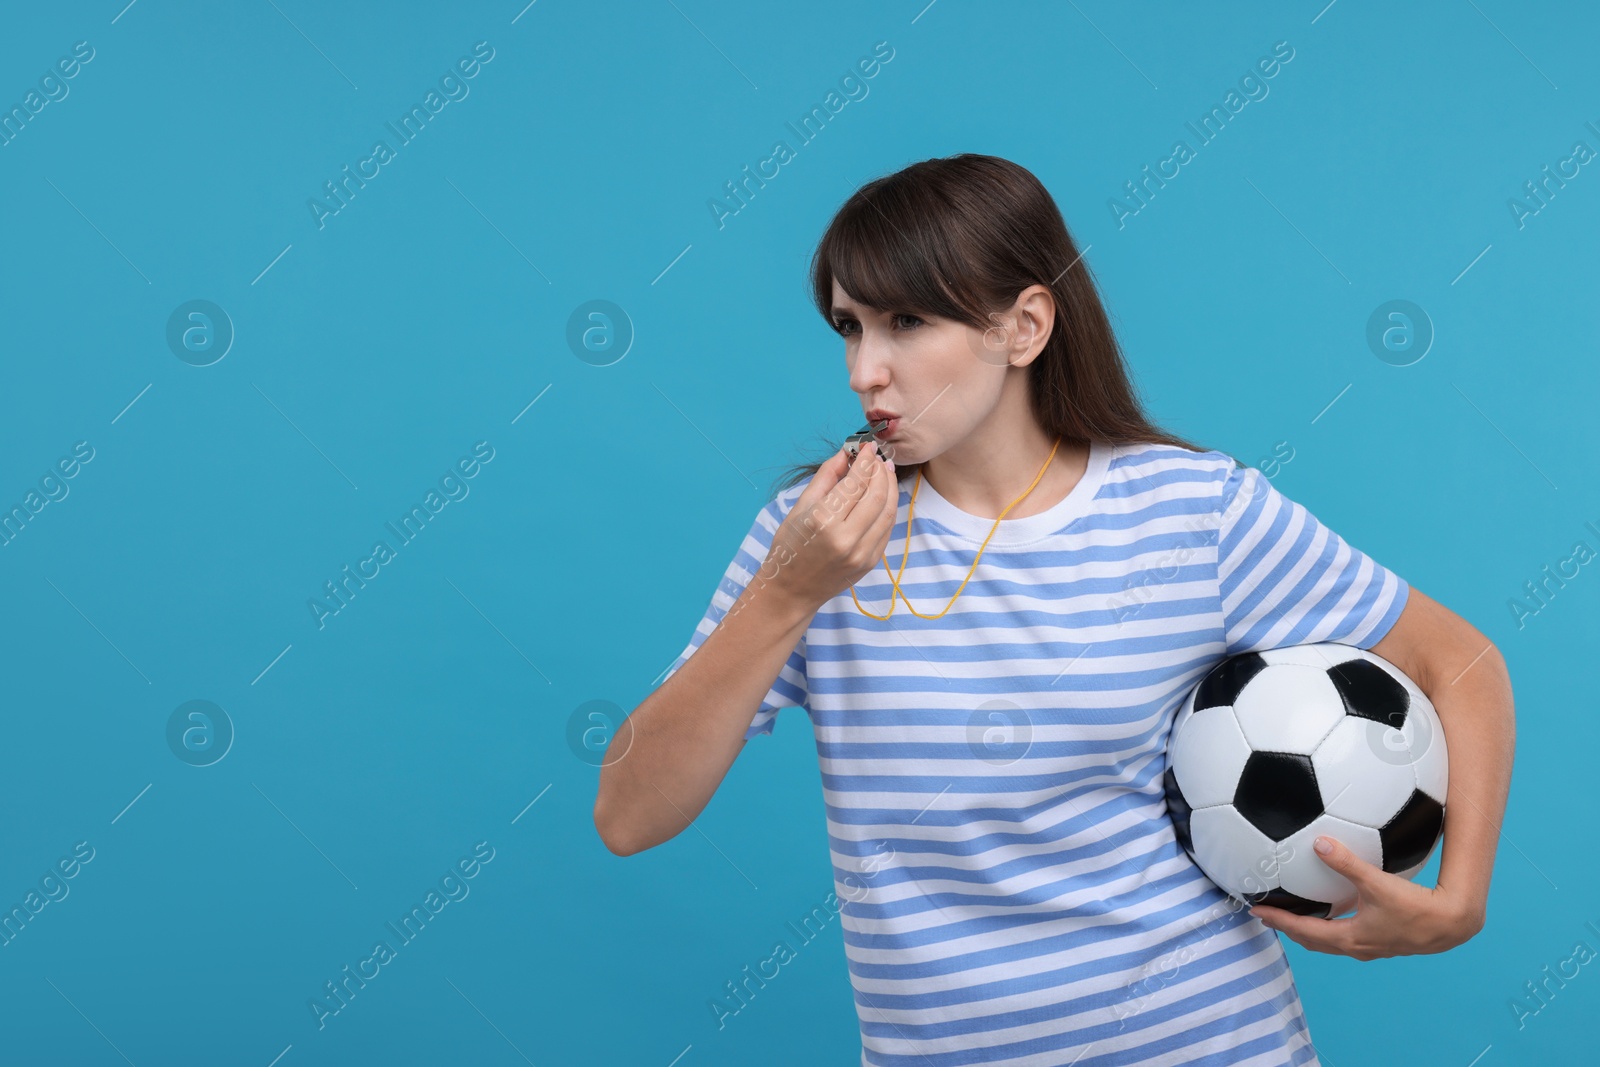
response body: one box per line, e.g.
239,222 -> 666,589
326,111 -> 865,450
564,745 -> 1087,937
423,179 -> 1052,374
874,417 -> 899,438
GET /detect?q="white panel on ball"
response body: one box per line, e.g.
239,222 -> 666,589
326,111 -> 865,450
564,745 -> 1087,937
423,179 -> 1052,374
1190,806 -> 1285,900
1259,644 -> 1359,671
1171,705 -> 1253,809
1232,664 -> 1346,755
1311,716 -> 1419,830
1402,693 -> 1450,805
1276,814 -> 1384,915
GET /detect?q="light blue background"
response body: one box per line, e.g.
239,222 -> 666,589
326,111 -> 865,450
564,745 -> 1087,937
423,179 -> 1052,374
0,1 -> 1594,1063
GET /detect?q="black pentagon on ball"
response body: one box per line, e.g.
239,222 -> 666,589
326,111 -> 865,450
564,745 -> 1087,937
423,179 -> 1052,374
1380,788 -> 1446,873
1243,886 -> 1332,919
1193,652 -> 1269,712
1163,765 -> 1195,856
1326,657 -> 1410,731
1234,751 -> 1322,841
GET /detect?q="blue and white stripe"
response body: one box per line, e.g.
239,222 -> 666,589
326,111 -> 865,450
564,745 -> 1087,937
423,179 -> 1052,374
664,441 -> 1408,1066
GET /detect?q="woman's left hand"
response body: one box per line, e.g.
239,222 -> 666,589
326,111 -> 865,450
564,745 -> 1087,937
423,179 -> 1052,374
1247,835 -> 1486,960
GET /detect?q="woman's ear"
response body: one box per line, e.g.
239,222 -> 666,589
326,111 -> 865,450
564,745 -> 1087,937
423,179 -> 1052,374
967,286 -> 1054,367
1007,284 -> 1055,368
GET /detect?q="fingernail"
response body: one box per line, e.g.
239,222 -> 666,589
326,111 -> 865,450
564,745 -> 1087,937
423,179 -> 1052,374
1313,836 -> 1332,855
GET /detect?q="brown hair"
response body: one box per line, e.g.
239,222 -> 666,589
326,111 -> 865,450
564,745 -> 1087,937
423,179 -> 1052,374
768,153 -> 1213,500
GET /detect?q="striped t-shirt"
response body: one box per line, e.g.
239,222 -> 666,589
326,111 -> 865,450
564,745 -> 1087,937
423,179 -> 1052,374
663,440 -> 1408,1067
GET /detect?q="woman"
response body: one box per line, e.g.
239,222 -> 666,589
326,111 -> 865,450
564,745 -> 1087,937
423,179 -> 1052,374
595,154 -> 1513,1066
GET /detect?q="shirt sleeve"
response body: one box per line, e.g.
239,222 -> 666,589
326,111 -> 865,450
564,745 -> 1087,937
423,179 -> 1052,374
1216,462 -> 1409,657
658,487 -> 811,740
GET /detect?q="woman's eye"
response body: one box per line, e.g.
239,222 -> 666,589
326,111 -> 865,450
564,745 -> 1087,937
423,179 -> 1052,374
833,314 -> 922,336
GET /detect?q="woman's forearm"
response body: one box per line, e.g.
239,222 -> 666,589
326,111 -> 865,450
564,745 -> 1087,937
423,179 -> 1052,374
1425,645 -> 1515,925
594,579 -> 816,857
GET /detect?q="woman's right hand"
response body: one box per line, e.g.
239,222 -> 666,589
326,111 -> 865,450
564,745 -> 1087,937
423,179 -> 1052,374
761,440 -> 900,613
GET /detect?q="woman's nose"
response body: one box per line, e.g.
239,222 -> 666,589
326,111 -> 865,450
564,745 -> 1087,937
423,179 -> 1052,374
848,341 -> 890,391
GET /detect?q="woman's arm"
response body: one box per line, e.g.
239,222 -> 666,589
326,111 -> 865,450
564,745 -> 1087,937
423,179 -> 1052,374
594,441 -> 900,857
593,579 -> 815,857
1369,586 -> 1514,932
1249,586 -> 1515,958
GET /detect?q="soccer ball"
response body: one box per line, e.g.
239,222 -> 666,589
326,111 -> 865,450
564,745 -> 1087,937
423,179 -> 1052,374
1163,643 -> 1448,918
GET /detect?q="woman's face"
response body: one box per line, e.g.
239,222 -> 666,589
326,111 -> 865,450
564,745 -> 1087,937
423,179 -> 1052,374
831,280 -> 1012,467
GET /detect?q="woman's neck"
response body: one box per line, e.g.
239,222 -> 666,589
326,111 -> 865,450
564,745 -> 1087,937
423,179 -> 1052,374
919,424 -> 1089,522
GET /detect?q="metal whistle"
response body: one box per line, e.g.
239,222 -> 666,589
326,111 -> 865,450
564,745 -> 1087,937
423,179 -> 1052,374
845,419 -> 890,465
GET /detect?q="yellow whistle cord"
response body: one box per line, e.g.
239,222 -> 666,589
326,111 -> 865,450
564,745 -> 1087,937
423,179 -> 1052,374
850,436 -> 1063,621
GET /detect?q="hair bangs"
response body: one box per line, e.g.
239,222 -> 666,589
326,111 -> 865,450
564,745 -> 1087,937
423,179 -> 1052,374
811,186 -> 989,329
